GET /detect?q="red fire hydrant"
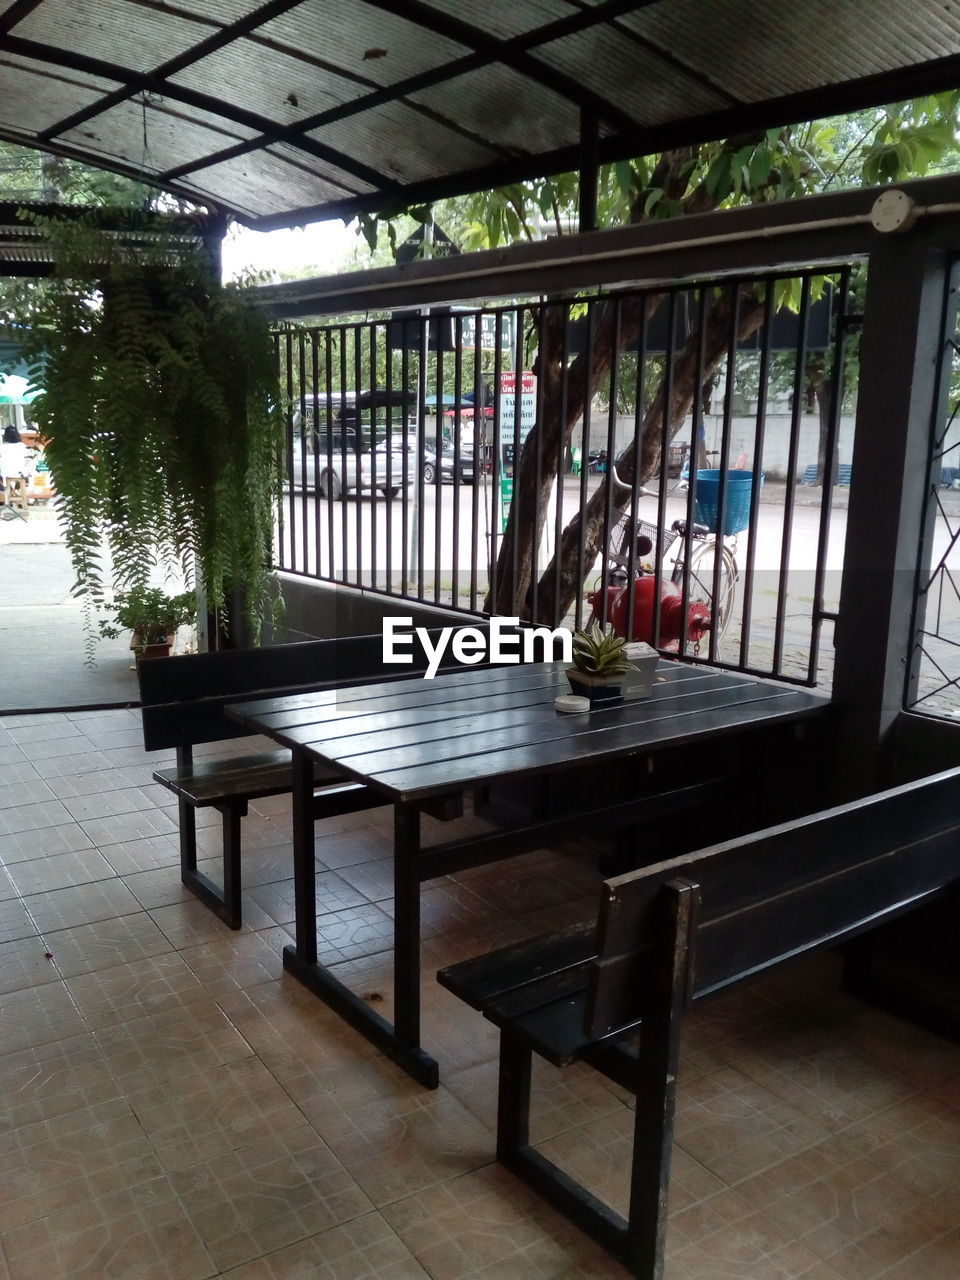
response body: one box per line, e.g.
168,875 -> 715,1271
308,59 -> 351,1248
589,576 -> 711,651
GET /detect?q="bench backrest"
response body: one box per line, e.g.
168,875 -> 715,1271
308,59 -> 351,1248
138,626 -> 494,751
587,765 -> 960,1039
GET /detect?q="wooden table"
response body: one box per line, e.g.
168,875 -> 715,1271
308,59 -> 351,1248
229,659 -> 829,1087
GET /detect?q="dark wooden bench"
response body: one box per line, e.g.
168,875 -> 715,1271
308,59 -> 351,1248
438,765 -> 960,1279
138,627 -> 492,929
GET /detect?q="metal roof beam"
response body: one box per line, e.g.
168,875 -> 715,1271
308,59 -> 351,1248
0,0 -> 45,37
0,36 -> 398,195
364,0 -> 652,137
33,0 -> 305,142
245,47 -> 960,230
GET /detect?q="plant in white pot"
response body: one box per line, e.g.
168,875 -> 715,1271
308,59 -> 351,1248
98,586 -> 197,659
567,622 -> 634,705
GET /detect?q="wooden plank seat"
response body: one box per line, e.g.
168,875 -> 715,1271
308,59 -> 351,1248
438,765 -> 960,1280
138,628 -> 492,929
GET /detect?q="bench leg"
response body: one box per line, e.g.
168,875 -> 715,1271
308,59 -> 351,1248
496,1031 -> 532,1162
218,801 -> 244,929
179,797 -> 245,930
178,794 -> 198,875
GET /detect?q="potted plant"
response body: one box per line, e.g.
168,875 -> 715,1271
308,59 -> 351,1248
567,622 -> 634,705
99,586 -> 197,659
15,210 -> 285,662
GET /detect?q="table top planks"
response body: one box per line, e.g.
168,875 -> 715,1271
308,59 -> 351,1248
229,660 -> 829,803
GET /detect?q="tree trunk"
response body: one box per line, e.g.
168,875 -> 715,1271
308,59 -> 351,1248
522,285 -> 768,626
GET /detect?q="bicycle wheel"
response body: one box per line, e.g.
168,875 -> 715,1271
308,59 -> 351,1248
676,538 -> 739,639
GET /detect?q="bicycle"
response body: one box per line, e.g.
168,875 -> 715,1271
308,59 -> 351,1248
586,465 -> 741,653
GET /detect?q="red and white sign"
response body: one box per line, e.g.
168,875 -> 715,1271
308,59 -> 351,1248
498,371 -> 537,439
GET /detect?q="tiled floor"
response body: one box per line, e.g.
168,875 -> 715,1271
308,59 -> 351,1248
2,706 -> 960,1279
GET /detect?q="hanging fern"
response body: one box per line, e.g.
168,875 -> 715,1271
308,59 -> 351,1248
15,211 -> 284,658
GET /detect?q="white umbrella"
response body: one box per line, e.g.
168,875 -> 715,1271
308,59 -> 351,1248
0,373 -> 40,404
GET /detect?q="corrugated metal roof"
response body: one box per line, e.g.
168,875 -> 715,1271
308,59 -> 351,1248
0,0 -> 959,230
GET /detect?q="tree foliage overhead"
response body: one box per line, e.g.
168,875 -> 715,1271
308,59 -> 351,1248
404,95 -> 959,622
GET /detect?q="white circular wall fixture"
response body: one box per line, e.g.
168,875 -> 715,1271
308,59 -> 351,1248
870,189 -> 918,233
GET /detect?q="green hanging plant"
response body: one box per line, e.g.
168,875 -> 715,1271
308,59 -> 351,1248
15,209 -> 284,659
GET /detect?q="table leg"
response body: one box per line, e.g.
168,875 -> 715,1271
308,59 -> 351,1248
282,752 -> 439,1089
291,747 -> 318,963
394,802 -> 421,1049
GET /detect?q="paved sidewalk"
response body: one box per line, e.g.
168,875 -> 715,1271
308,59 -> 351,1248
1,506 -> 139,712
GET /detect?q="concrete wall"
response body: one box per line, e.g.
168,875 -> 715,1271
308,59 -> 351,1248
269,574 -> 482,644
581,412 -> 857,481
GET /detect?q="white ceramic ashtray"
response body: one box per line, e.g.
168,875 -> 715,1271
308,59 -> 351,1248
554,694 -> 591,714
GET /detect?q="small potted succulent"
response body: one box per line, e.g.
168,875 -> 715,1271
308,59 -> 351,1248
98,585 -> 197,659
567,622 -> 634,705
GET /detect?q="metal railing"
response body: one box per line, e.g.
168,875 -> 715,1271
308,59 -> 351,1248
276,266 -> 857,687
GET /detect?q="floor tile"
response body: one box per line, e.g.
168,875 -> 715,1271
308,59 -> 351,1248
64,951 -> 206,1031
94,997 -> 253,1094
381,1162 -> 631,1278
0,776 -> 57,810
0,1033 -> 119,1132
41,912 -> 174,979
77,807 -> 178,847
58,786 -> 159,823
0,980 -> 85,1054
97,832 -> 181,876
23,878 -> 143,934
129,1055 -> 305,1173
0,934 -> 60,995
0,1175 -> 215,1280
0,1097 -> 162,1232
303,1084 -> 494,1206
221,1212 -> 430,1279
170,1123 -> 373,1271
0,896 -> 35,945
6,847 -> 116,896
0,798 -> 75,837
0,822 -> 95,865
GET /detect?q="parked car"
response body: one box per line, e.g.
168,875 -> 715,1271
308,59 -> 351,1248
287,422 -> 409,500
424,440 -> 475,485
368,437 -> 475,486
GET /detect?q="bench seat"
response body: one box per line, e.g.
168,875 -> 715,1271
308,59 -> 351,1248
138,627 -> 497,930
153,747 -> 343,807
439,765 -> 960,1279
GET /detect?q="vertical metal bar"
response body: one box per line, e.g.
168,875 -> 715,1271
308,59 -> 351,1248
400,339 -> 411,597
652,291 -> 679,651
707,281 -> 743,665
433,320 -> 446,604
383,328 -> 394,595
338,325 -> 349,584
296,328 -> 308,572
353,326 -> 365,588
368,321 -> 379,594
530,304 -> 547,624
623,289 -> 650,643
415,314 -> 428,600
740,279 -> 776,670
575,301 -> 596,616
597,298 -> 623,631
313,325 -> 325,581
809,266 -> 854,685
511,306 -> 525,617
554,303 -> 573,627
678,287 -> 709,658
324,330 -> 336,584
449,317 -> 461,610
772,275 -> 812,676
278,328 -> 292,573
